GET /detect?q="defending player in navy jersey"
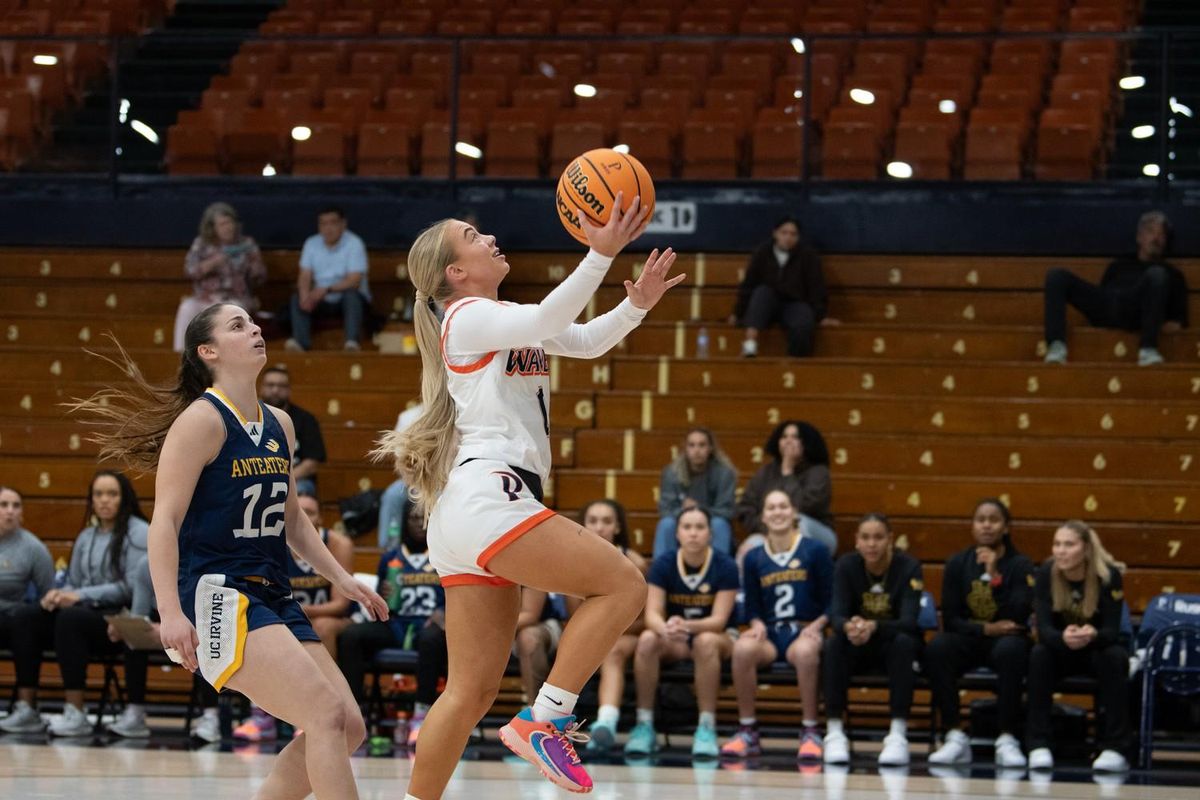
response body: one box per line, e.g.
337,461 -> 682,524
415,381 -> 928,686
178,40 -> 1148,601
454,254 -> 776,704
721,489 -> 833,760
73,304 -> 387,800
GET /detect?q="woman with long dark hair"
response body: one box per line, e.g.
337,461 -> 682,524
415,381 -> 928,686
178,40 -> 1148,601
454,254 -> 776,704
575,498 -> 649,753
72,304 -> 387,798
735,420 -> 836,555
4,470 -> 148,736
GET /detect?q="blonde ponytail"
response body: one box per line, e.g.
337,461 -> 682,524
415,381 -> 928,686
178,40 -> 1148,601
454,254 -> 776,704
372,220 -> 459,516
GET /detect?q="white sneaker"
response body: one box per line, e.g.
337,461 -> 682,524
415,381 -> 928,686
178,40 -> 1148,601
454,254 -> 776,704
1137,348 -> 1164,366
106,706 -> 150,739
878,732 -> 910,766
994,733 -> 1026,768
1028,747 -> 1054,770
740,338 -> 758,358
48,705 -> 93,737
284,338 -> 304,352
823,730 -> 850,763
928,729 -> 971,764
1091,749 -> 1129,772
0,701 -> 46,733
1044,340 -> 1068,364
191,712 -> 221,743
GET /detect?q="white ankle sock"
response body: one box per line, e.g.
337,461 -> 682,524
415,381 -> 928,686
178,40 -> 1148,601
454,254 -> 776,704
739,717 -> 757,727
698,711 -> 716,729
598,705 -> 620,727
532,683 -> 578,722
636,708 -> 654,725
889,718 -> 907,737
827,718 -> 844,736
404,794 -> 421,800
802,718 -> 818,729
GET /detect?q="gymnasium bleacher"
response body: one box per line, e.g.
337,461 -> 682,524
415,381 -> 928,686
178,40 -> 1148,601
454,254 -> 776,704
2,242 -> 1197,732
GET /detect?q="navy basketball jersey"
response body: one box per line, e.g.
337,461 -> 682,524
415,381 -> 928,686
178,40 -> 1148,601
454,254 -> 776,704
742,534 -> 834,625
287,529 -> 332,607
384,546 -> 445,625
648,548 -> 740,620
178,389 -> 292,593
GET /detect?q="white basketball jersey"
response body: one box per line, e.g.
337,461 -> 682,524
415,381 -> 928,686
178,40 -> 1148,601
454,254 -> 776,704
441,297 -> 552,479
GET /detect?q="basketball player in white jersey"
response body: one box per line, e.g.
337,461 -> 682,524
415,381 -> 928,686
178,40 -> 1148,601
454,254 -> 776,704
377,195 -> 682,798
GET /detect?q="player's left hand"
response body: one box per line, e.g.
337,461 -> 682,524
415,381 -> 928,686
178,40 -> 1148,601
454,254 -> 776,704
337,576 -> 389,622
625,248 -> 684,310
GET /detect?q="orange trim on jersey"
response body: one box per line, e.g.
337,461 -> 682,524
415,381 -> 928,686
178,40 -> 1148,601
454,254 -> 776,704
440,298 -> 498,374
441,573 -> 515,588
477,508 -> 558,570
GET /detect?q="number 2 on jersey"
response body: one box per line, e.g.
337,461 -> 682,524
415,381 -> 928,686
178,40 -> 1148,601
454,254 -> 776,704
774,584 -> 796,620
233,482 -> 288,538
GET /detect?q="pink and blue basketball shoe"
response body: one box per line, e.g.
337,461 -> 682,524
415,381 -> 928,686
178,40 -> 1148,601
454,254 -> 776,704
498,708 -> 593,793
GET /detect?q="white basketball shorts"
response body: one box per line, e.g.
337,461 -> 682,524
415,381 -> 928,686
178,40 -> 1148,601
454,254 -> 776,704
427,458 -> 556,588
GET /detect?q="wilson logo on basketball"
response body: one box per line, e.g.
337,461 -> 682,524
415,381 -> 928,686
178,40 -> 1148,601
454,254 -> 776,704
564,162 -> 607,217
505,347 -> 549,377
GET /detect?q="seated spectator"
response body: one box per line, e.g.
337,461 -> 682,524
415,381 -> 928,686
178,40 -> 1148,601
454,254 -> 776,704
377,402 -> 424,548
287,206 -> 371,352
822,513 -> 924,766
234,492 -> 354,742
925,498 -> 1033,768
0,486 -> 55,735
5,471 -> 148,737
1044,210 -> 1187,366
721,490 -> 833,761
573,499 -> 648,754
259,365 -> 326,496
625,508 -> 739,760
1027,521 -> 1131,773
736,420 -> 837,556
514,587 -> 567,712
652,427 -> 737,557
174,202 -> 265,352
106,557 -> 221,741
336,498 -> 445,748
730,216 -> 832,358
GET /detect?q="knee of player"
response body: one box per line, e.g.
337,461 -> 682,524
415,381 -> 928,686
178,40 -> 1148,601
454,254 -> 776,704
308,687 -> 351,733
890,632 -> 919,657
691,631 -> 724,658
635,629 -> 662,657
343,704 -> 368,749
790,638 -> 821,666
515,627 -> 546,657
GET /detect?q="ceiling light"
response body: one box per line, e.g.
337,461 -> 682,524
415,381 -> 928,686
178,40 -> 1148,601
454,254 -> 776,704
32,54 -> 57,66
1119,75 -> 1145,90
291,126 -> 312,141
262,163 -> 277,177
455,142 -> 482,159
1169,96 -> 1193,118
886,161 -> 913,179
1142,163 -> 1160,177
849,88 -> 875,105
790,38 -> 805,54
573,83 -> 597,98
130,119 -> 158,144
613,144 -> 630,154
1131,125 -> 1154,139
938,99 -> 957,114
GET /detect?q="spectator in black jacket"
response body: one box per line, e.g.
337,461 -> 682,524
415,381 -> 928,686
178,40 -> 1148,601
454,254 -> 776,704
730,217 -> 832,358
925,498 -> 1034,768
1044,210 -> 1187,367
258,364 -> 327,496
822,513 -> 924,766
1027,521 -> 1130,773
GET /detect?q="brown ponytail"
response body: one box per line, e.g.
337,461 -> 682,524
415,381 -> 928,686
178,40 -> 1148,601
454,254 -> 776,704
66,303 -> 230,473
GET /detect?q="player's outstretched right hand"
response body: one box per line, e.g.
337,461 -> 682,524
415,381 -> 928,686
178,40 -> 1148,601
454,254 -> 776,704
581,191 -> 652,258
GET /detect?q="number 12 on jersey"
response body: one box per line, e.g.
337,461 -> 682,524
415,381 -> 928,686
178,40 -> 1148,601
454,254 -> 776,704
234,482 -> 288,538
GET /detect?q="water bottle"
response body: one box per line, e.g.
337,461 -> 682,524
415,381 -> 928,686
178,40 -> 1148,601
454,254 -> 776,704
696,326 -> 710,359
52,557 -> 69,589
393,710 -> 410,747
386,518 -> 401,551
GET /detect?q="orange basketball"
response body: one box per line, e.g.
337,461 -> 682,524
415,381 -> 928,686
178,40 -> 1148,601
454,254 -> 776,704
555,148 -> 656,246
